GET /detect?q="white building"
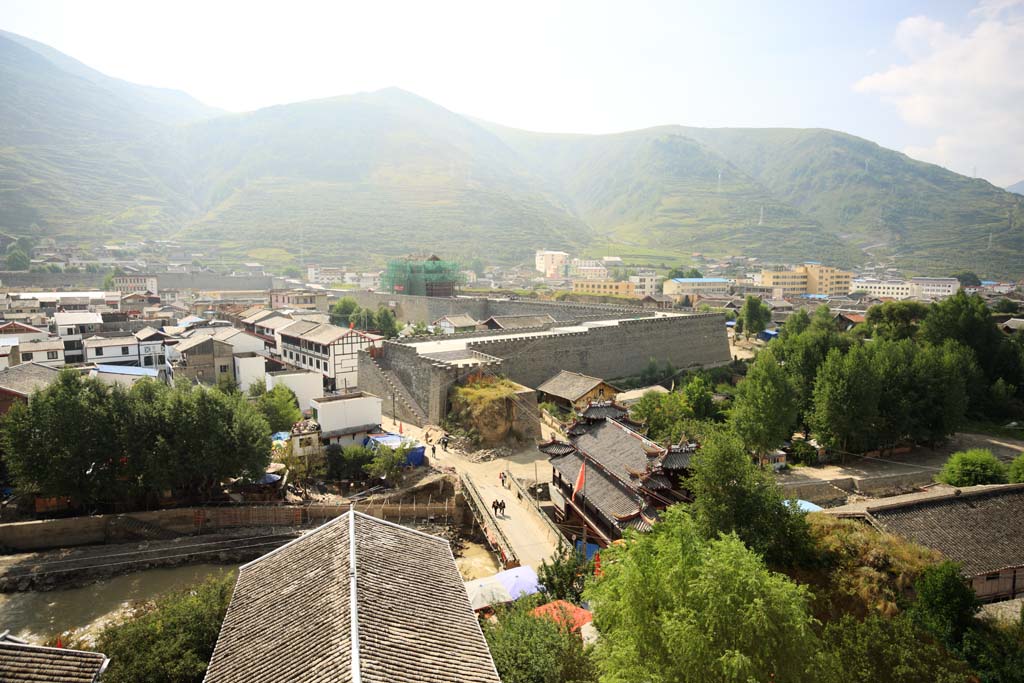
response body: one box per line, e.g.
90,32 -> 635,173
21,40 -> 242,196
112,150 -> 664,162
535,250 -> 570,278
849,278 -> 914,299
83,337 -> 141,366
0,321 -> 50,343
19,339 -> 64,367
278,322 -> 384,392
266,369 -> 324,412
571,259 -> 609,280
910,277 -> 960,299
213,327 -> 267,355
629,270 -> 659,297
310,392 -> 383,446
306,265 -> 347,285
233,352 -> 266,394
663,277 -> 733,298
89,364 -> 163,387
53,311 -> 103,364
112,274 -> 159,295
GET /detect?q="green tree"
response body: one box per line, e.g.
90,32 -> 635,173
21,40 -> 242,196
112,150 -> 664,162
586,506 -> 818,683
98,572 -> 235,683
865,300 -> 931,340
373,306 -> 399,338
327,444 -> 375,481
952,271 -> 982,287
686,430 -> 811,566
257,384 -> 302,432
682,375 -> 717,420
911,561 -> 980,649
739,295 -> 771,338
5,247 -> 29,271
630,389 -> 692,443
364,445 -> 407,485
538,547 -> 593,604
483,598 -> 598,683
810,345 -> 880,454
993,298 -> 1019,314
920,291 -> 1006,384
783,308 -> 811,337
666,266 -> 703,279
282,265 -> 301,278
1009,453 -> 1024,483
102,271 -> 116,290
936,449 -> 1008,487
730,348 -> 798,458
329,296 -> 359,327
814,614 -> 970,683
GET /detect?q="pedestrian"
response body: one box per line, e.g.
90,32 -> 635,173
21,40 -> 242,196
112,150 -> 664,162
499,500 -> 506,516
499,471 -> 505,487
492,500 -> 498,515
431,443 -> 436,457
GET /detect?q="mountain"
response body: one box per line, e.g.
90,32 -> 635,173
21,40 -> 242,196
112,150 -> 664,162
0,30 -> 222,125
1008,180 -> 1024,196
0,30 -> 1022,276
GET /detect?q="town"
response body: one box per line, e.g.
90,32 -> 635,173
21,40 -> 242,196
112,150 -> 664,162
0,244 -> 1022,683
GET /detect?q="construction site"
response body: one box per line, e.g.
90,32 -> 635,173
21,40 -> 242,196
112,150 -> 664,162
380,255 -> 464,297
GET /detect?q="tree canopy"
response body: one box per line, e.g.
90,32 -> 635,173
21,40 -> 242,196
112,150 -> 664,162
257,384 -> 302,432
739,295 -> 771,338
936,448 -> 1008,487
730,348 -> 798,457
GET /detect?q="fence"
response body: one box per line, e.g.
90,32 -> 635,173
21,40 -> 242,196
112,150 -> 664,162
505,474 -> 568,553
459,474 -> 519,568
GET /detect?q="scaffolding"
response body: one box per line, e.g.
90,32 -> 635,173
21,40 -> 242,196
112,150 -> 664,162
381,255 -> 464,297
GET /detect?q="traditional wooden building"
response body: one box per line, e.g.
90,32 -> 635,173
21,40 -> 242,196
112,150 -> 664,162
539,401 -> 696,543
536,370 -> 620,414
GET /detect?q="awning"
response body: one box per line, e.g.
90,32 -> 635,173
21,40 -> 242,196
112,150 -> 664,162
464,565 -> 540,610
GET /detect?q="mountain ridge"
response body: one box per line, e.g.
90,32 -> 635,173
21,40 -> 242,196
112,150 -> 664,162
0,30 -> 1021,277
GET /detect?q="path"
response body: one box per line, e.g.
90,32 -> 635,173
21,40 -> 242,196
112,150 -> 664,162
383,417 -> 562,570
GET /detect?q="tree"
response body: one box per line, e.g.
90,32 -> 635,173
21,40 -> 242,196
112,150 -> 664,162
910,561 -> 979,649
327,444 -> 374,481
686,430 -> 811,566
810,345 -> 880,454
282,265 -> 301,278
630,389 -> 692,443
682,375 -> 717,420
102,271 -> 116,290
920,291 -> 1006,383
739,295 -> 771,338
993,298 -> 1019,314
97,572 -> 234,683
373,306 -> 399,338
936,448 -> 1007,487
364,445 -> 407,485
329,296 -> 359,327
538,547 -> 593,604
952,271 -> 982,287
865,300 -> 930,340
5,248 -> 29,271
483,598 -> 598,683
730,348 -> 798,458
1009,453 -> 1024,483
814,614 -> 970,683
783,308 -> 811,337
667,266 -> 703,279
257,384 -> 302,432
585,506 -> 818,683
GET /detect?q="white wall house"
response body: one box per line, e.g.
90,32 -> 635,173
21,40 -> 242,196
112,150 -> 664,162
84,337 -> 141,366
233,352 -> 266,394
53,311 -> 103,364
266,370 -> 324,412
311,392 -> 383,447
19,339 -> 65,367
277,323 -> 383,392
214,327 -> 268,355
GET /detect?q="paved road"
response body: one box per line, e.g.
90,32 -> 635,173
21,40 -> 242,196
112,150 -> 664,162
382,417 -> 562,570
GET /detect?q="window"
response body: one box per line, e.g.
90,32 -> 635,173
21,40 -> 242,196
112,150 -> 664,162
158,355 -> 165,364
986,573 -> 1001,581
219,365 -> 228,373
22,352 -> 33,361
46,351 -> 58,360
121,346 -> 129,355
95,347 -> 104,356
66,327 -> 74,335
144,357 -> 153,366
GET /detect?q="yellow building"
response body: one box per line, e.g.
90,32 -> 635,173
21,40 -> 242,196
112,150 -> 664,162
757,263 -> 852,296
571,280 -> 637,297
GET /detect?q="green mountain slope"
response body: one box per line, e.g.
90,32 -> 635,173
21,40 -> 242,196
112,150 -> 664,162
0,34 -> 195,241
676,127 -> 1024,275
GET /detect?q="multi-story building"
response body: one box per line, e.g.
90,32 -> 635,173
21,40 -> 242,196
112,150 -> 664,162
910,277 -> 960,299
171,336 -> 236,386
269,289 -> 328,311
571,280 -> 637,297
112,275 -> 159,295
629,270 -> 659,297
663,277 -> 733,298
849,278 -> 914,299
53,311 -> 103,364
756,263 -> 852,296
306,265 -> 347,285
278,322 -> 384,391
571,259 -> 609,280
310,392 -> 383,447
84,336 -> 141,366
19,339 -> 65,367
535,250 -> 570,278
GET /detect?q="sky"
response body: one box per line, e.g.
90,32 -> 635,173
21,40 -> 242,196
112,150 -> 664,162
1,0 -> 1022,186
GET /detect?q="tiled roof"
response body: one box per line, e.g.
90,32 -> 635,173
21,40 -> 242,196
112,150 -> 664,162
256,316 -> 301,332
19,340 -> 64,352
537,370 -> 611,402
204,511 -> 500,683
580,401 -> 630,421
867,485 -> 1024,576
483,314 -> 555,330
573,419 -> 664,485
434,314 -> 478,328
0,633 -> 108,682
0,363 -> 61,397
550,451 -> 646,529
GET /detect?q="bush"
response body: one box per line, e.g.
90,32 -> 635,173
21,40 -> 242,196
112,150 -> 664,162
97,572 -> 235,683
1010,453 -> 1024,483
789,439 -> 820,466
936,448 -> 1007,487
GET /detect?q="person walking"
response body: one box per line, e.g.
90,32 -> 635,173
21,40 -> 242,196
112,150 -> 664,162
499,500 -> 506,517
491,500 -> 498,516
431,443 -> 436,457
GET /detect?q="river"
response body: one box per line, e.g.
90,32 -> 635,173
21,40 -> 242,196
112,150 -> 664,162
0,563 -> 236,646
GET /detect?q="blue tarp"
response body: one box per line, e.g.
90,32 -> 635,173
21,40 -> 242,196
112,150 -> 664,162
758,329 -> 779,341
574,539 -> 603,561
271,431 -> 291,443
785,499 -> 824,513
725,320 -> 736,327
363,432 -> 426,467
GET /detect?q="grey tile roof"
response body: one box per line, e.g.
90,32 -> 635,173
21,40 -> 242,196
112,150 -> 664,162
573,419 -> 664,485
536,370 -> 611,402
867,485 -> 1024,576
550,451 -> 647,529
0,633 -> 108,683
204,511 -> 500,683
434,314 -> 479,328
482,314 -> 555,330
0,363 -> 61,397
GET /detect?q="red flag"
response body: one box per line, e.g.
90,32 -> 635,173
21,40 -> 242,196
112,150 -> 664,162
398,422 -> 403,435
594,551 -> 602,576
571,460 -> 586,502
55,635 -> 63,649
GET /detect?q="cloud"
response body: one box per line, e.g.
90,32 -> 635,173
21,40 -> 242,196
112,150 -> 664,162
855,4 -> 1024,186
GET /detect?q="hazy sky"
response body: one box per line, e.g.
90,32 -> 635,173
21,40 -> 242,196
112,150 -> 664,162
1,0 -> 1022,185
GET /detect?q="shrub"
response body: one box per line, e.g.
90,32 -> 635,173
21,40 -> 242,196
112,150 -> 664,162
1009,453 -> 1024,483
936,448 -> 1007,487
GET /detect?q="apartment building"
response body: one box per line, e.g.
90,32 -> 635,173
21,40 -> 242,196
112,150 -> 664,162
571,280 -> 637,297
112,274 -> 159,295
269,289 -> 328,311
910,277 -> 960,299
756,263 -> 852,296
535,250 -> 570,278
53,311 -> 103,364
278,322 -> 384,391
306,265 -> 347,285
663,277 -> 732,298
629,269 -> 659,297
849,277 -> 960,300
